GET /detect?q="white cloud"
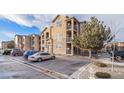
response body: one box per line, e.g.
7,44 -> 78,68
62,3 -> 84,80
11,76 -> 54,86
31,14 -> 56,30
0,14 -> 124,41
1,31 -> 16,38
0,14 -> 56,31
0,14 -> 32,27
1,14 -> 124,32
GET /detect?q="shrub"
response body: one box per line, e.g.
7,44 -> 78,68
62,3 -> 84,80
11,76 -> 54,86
95,72 -> 111,78
93,61 -> 107,67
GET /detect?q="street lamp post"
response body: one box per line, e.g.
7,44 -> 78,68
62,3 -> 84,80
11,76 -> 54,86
111,40 -> 115,71
106,27 -> 121,72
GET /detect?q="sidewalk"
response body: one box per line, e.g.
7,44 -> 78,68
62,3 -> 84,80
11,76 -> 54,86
97,58 -> 124,67
69,63 -> 92,79
77,57 -> 124,79
56,55 -> 90,61
69,56 -> 124,79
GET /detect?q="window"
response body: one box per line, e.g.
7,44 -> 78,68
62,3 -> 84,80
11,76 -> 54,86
67,22 -> 71,29
56,20 -> 62,27
56,43 -> 62,48
42,35 -> 44,39
42,47 -> 44,52
32,41 -> 34,45
42,40 -> 44,44
46,32 -> 49,38
56,33 -> 62,42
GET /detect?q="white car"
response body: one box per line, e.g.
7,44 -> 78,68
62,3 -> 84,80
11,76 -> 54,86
28,52 -> 55,62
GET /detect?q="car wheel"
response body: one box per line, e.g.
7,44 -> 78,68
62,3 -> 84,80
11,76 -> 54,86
15,54 -> 18,56
116,56 -> 121,61
38,58 -> 42,62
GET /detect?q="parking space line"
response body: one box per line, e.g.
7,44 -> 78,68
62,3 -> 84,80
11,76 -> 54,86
8,57 -> 69,79
0,62 -> 16,65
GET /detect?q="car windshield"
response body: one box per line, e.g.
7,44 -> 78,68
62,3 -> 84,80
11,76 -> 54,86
24,51 -> 28,54
42,53 -> 50,55
33,52 -> 42,56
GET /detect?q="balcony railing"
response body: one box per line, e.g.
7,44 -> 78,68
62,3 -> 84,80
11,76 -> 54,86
67,25 -> 78,31
42,37 -> 44,39
46,37 -> 50,40
66,37 -> 72,42
67,25 -> 71,30
41,44 -> 45,47
74,26 -> 78,31
66,49 -> 71,54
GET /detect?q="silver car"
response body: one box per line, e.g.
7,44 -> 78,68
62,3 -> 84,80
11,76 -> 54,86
11,48 -> 23,56
28,52 -> 55,62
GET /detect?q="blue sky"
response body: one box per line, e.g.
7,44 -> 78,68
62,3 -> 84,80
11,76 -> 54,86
0,14 -> 124,42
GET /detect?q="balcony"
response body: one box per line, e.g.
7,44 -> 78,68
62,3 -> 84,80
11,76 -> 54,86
66,37 -> 72,43
41,44 -> 45,47
67,25 -> 78,31
66,43 -> 72,54
74,25 -> 78,31
67,25 -> 71,30
66,49 -> 71,54
31,41 -> 34,46
42,37 -> 44,39
46,37 -> 50,41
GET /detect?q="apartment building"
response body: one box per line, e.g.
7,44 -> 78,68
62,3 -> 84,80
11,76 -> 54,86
14,15 -> 124,56
22,35 -> 31,50
105,42 -> 124,52
40,27 -> 53,53
15,35 -> 23,49
30,34 -> 40,51
1,41 -> 9,50
15,34 -> 40,51
40,15 -> 80,55
15,15 -> 84,55
116,42 -> 124,51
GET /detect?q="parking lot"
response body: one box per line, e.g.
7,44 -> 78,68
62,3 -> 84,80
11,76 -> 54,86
0,55 -> 90,79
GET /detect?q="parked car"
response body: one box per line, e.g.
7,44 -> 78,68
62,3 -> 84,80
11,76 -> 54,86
109,51 -> 124,60
114,51 -> 124,60
3,49 -> 12,55
28,52 -> 55,62
11,48 -> 23,56
23,50 -> 39,59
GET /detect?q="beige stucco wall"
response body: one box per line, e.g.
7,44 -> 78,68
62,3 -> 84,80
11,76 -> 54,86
51,15 -> 67,55
31,35 -> 40,50
41,27 -> 52,53
15,34 -> 40,51
22,36 -> 31,51
1,41 -> 8,50
40,15 -> 80,55
14,15 -> 80,55
15,35 -> 23,49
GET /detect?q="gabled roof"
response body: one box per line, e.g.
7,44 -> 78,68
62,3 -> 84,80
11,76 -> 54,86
52,14 -> 69,23
66,16 -> 80,23
30,34 -> 40,37
40,27 -> 48,35
52,15 -> 60,23
15,34 -> 22,37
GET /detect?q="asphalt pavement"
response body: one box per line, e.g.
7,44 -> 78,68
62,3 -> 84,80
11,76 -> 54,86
0,55 -> 90,79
